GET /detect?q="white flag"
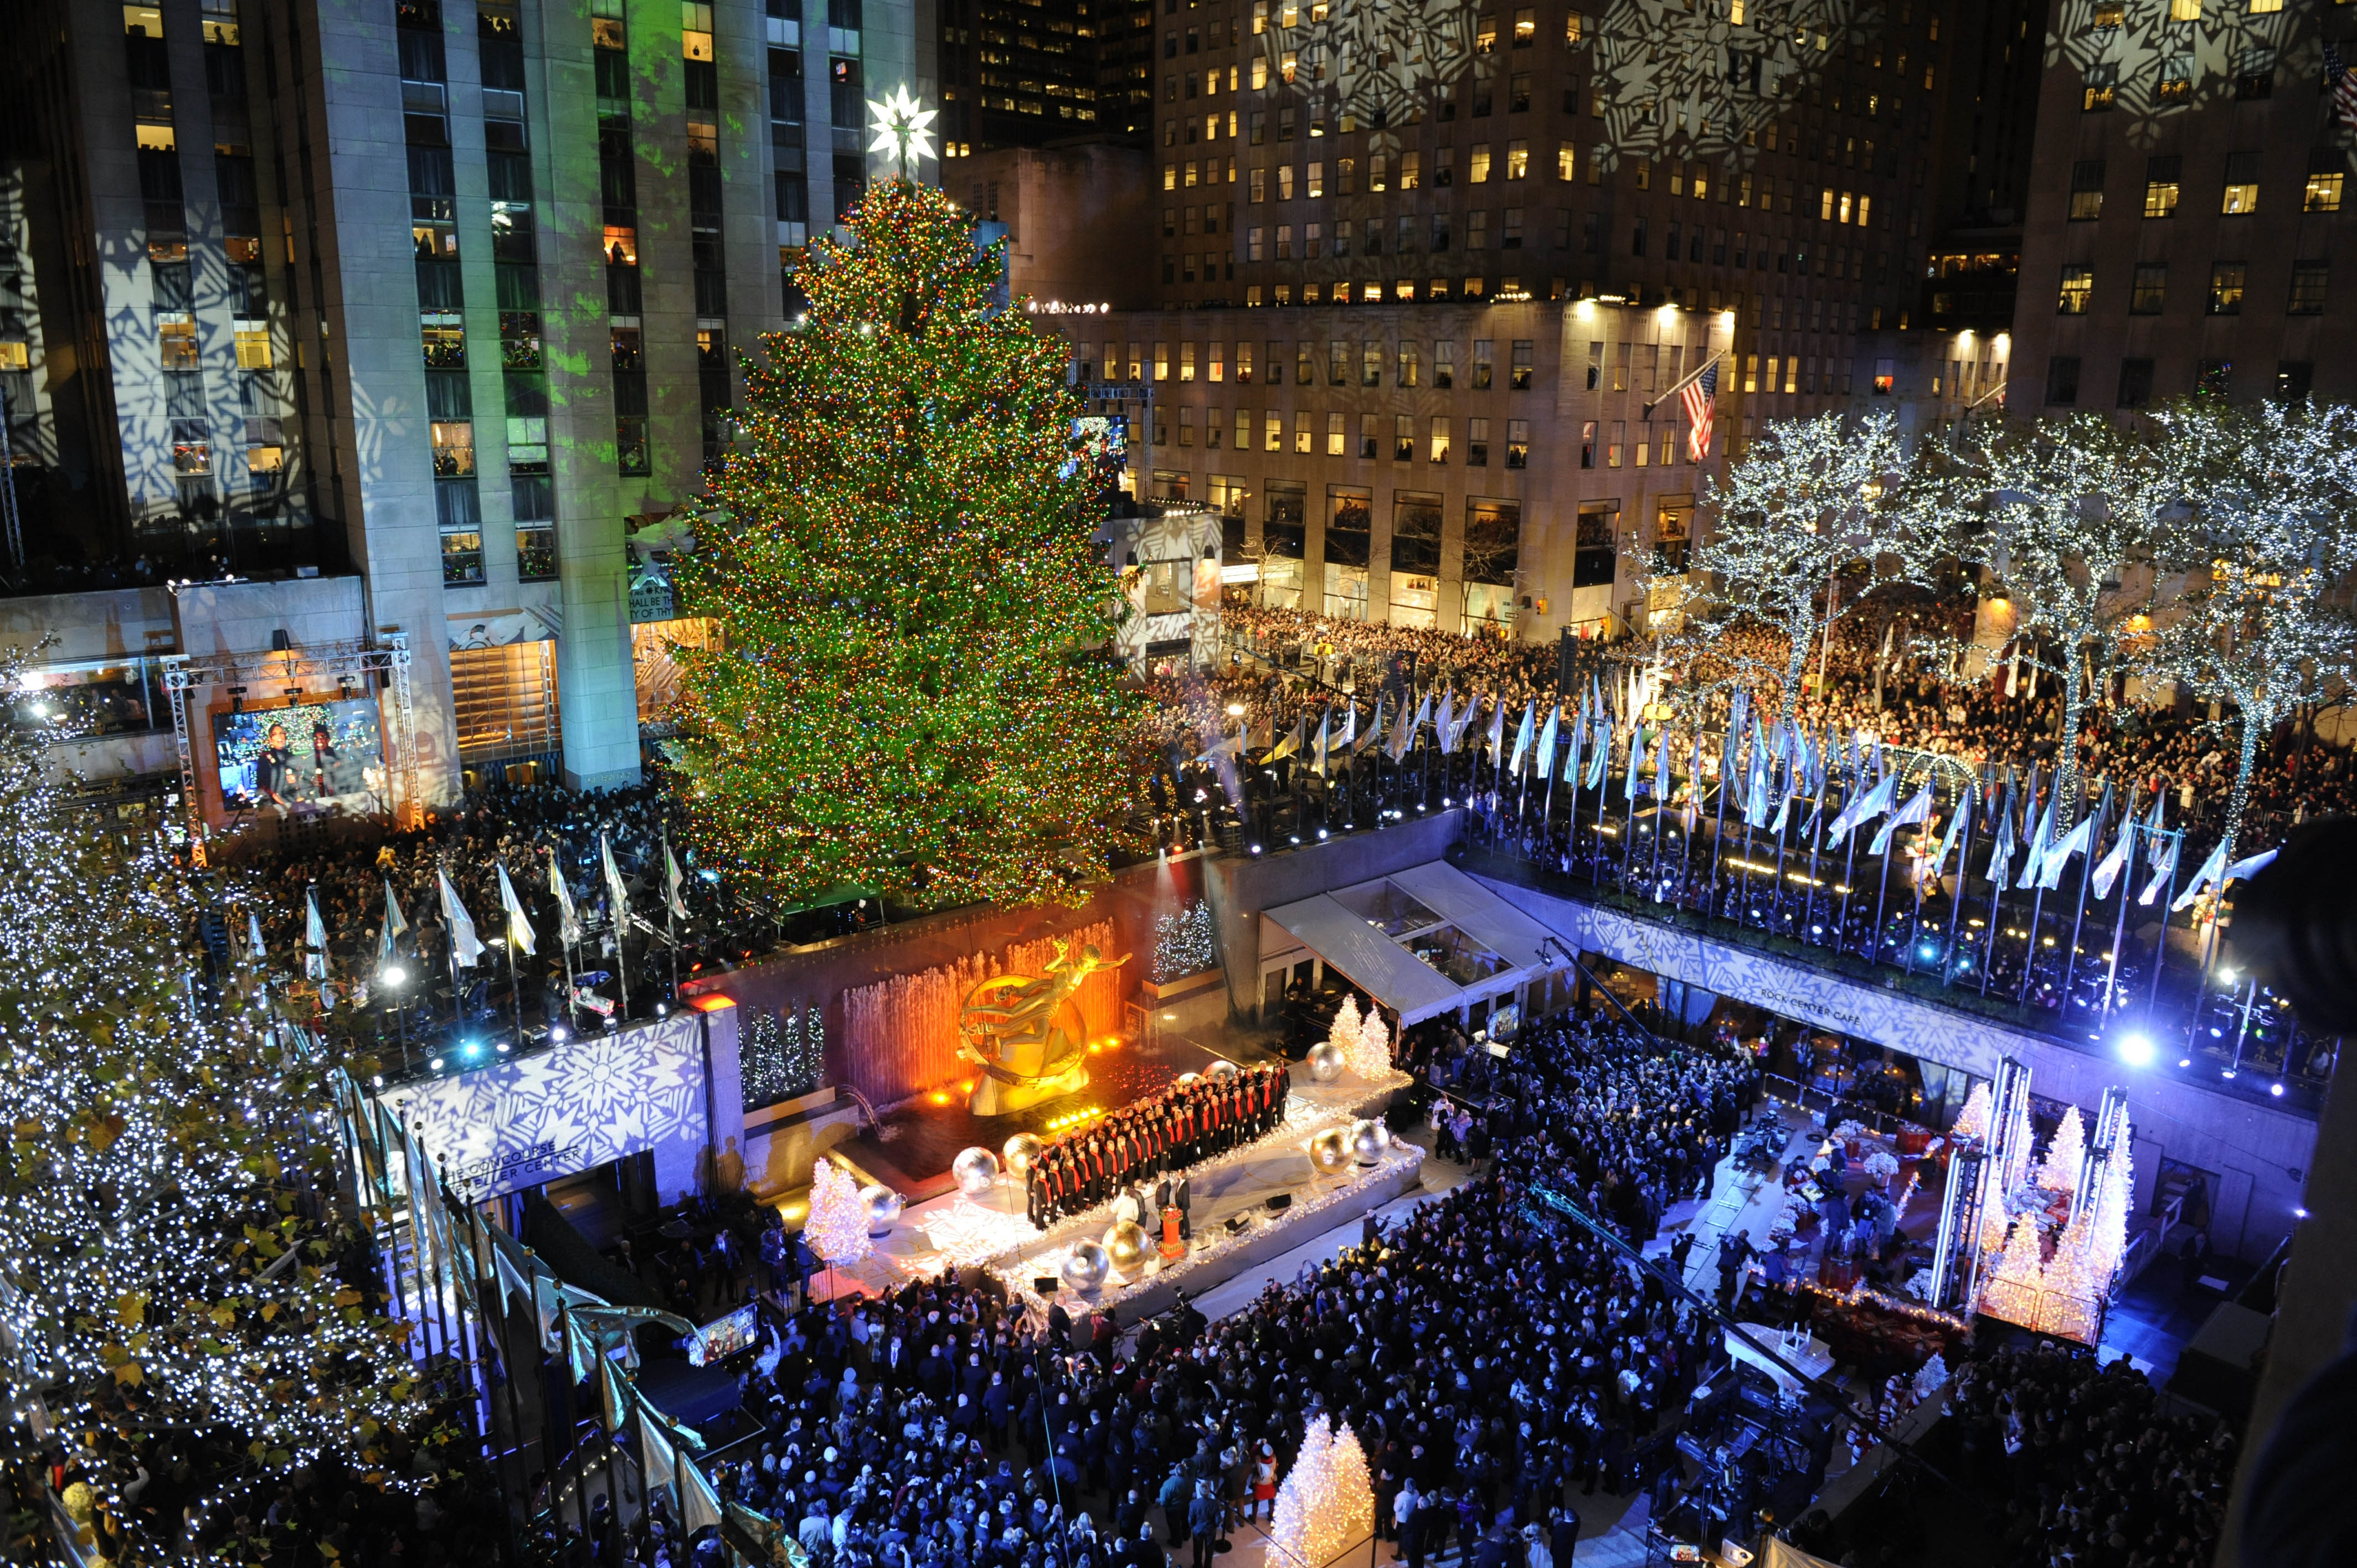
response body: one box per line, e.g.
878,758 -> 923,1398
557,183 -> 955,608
1433,690 -> 1457,755
601,833 -> 631,930
1927,790 -> 1970,881
305,886 -> 330,981
438,865 -> 485,969
1507,700 -> 1536,776
2035,809 -> 2098,891
2221,846 -> 2278,890
2016,796 -> 2056,889
550,855 -> 584,948
380,878 -> 409,967
497,861 -> 537,957
2170,840 -> 2230,912
664,840 -> 691,921
1268,714 -> 1305,761
246,910 -> 267,964
1870,781 -> 1935,857
1533,703 -> 1561,780
2089,814 -> 2135,900
1826,773 -> 1896,849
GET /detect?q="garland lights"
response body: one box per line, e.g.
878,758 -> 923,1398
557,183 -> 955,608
0,652 -> 416,1558
676,178 -> 1151,911
1149,900 -> 1217,984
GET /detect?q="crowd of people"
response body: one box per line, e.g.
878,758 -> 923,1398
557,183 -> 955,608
671,1012 -> 1768,1568
1942,1342 -> 2231,1568
1025,1066 -> 1291,1228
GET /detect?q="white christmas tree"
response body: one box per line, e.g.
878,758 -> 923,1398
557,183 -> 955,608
805,1159 -> 874,1268
1950,1081 -> 1991,1144
1977,1215 -> 2047,1327
1268,1415 -> 1375,1568
1325,993 -> 1363,1062
1348,1005 -> 1393,1079
2035,1106 -> 2087,1195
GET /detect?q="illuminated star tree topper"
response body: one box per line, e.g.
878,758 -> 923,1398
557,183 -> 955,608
867,83 -> 938,178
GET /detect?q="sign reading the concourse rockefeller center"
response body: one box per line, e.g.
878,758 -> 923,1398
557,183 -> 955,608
380,1011 -> 707,1199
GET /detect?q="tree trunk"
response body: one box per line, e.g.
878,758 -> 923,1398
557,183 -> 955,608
1780,627 -> 1812,734
2221,705 -> 2262,874
2055,647 -> 2086,832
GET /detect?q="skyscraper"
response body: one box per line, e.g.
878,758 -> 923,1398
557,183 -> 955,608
0,0 -> 927,831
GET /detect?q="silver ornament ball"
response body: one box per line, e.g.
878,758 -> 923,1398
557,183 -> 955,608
1061,1240 -> 1111,1292
951,1146 -> 1001,1196
1349,1118 -> 1387,1163
860,1183 -> 904,1234
1306,1041 -> 1347,1082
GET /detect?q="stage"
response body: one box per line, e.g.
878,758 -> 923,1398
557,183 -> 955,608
816,1061 -> 1421,1322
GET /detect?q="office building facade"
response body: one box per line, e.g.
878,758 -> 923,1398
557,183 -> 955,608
1,0 -> 928,827
2011,0 -> 2357,414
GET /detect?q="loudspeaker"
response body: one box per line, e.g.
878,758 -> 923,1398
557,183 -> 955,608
1032,1277 -> 1060,1295
270,629 -> 291,651
1265,1194 -> 1292,1212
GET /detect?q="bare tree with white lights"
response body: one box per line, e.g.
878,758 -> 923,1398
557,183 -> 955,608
2134,398 -> 2357,871
1643,410 -> 1922,730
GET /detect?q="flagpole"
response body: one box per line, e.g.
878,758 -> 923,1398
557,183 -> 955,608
2059,789 -> 2103,1010
506,917 -> 524,1043
2101,796 -> 2139,1027
664,833 -> 681,1002
1836,775 -> 1863,961
2016,842 -> 2051,1008
1710,715 -> 1732,919
2150,824 -> 2181,1015
1943,768 -> 1979,979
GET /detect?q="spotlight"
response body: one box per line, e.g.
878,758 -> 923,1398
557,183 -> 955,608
2221,1069 -> 2237,1079
2270,1081 -> 2284,1097
2116,1033 -> 2154,1067
1316,828 -> 1329,839
2296,1206 -> 2311,1219
2178,1058 -> 2192,1068
655,1002 -> 669,1017
370,1074 -> 384,1087
383,963 -> 408,987
2217,966 -> 2236,986
428,1056 -> 445,1071
461,1039 -> 483,1060
1248,844 -> 1262,855
496,1040 -> 513,1055
549,1024 -> 569,1044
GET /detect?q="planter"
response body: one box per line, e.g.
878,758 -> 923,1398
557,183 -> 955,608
1138,968 -> 1223,1004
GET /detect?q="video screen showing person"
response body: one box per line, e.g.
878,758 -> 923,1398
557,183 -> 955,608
213,697 -> 387,818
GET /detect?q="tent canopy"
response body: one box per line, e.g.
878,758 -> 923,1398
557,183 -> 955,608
1263,860 -> 1560,1026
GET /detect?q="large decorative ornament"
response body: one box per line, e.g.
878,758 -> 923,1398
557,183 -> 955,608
1001,1133 -> 1044,1179
958,940 -> 1129,1116
859,1183 -> 904,1234
1349,1118 -> 1388,1163
1206,1059 -> 1240,1081
864,82 -> 938,176
951,1146 -> 1001,1196
1176,1071 -> 1201,1087
1062,1240 -> 1111,1292
1308,1127 -> 1352,1173
1307,1041 -> 1347,1082
1103,1219 -> 1152,1275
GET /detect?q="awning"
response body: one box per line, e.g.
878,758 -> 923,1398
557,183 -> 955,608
1263,859 -> 1562,1025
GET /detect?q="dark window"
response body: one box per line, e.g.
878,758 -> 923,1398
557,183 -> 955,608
2195,359 -> 2232,396
2068,159 -> 2104,220
2129,263 -> 2165,314
2289,261 -> 2328,314
2116,359 -> 2153,408
2045,355 -> 2081,406
777,171 -> 809,223
834,152 -> 866,217
2274,361 -> 2313,400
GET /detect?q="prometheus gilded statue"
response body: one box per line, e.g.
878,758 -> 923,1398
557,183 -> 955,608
958,940 -> 1129,1116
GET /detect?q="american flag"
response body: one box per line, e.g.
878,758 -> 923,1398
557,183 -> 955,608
2330,40 -> 2357,133
1681,359 -> 1718,463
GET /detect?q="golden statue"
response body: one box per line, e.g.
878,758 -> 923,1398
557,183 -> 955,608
958,940 -> 1129,1116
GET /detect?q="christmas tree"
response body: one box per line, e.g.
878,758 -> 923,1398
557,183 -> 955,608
676,178 -> 1149,910
0,654 -> 416,1551
1949,1081 -> 1991,1144
2035,1106 -> 2087,1195
1977,1215 -> 2047,1326
1349,1005 -> 1393,1079
1325,994 -> 1363,1063
805,1159 -> 874,1268
1269,1414 -> 1375,1568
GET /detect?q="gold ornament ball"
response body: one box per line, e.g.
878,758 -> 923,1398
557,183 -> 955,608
1103,1219 -> 1152,1273
1207,1059 -> 1240,1081
1176,1071 -> 1201,1086
952,1146 -> 1001,1196
1062,1240 -> 1111,1292
1349,1117 -> 1387,1162
1309,1127 -> 1352,1172
1002,1133 -> 1044,1179
1307,1041 -> 1347,1082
